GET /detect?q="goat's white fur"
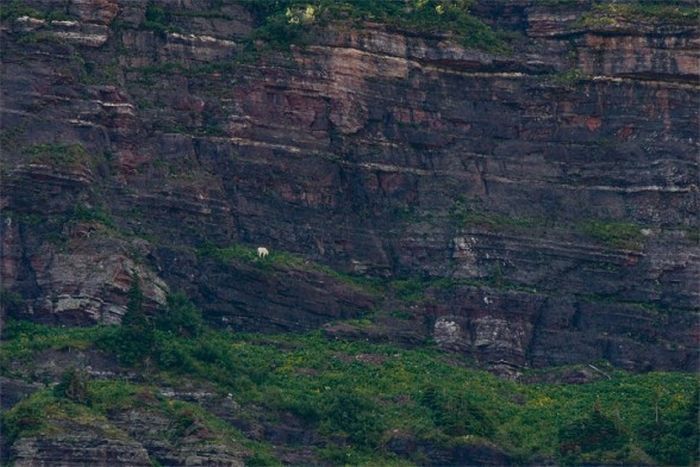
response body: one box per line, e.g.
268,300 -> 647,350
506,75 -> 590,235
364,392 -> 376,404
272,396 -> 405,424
257,247 -> 269,258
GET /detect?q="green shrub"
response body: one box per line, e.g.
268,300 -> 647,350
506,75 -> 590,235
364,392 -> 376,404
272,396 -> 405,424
638,388 -> 699,466
0,1 -> 40,21
1,391 -> 55,446
54,368 -> 89,404
143,2 -> 180,36
391,278 -> 429,302
578,2 -> 700,28
419,385 -> 494,437
558,406 -> 627,461
72,205 -> 115,228
451,198 -> 536,231
550,68 -> 586,87
154,334 -> 197,371
155,293 -> 204,338
98,275 -> 154,365
0,289 -> 23,314
241,0 -> 505,52
580,220 -> 644,249
25,143 -> 90,167
321,390 -> 385,447
0,1 -> 71,22
253,10 -> 305,48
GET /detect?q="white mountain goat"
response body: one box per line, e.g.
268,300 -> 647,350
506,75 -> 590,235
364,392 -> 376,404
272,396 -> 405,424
257,246 -> 269,259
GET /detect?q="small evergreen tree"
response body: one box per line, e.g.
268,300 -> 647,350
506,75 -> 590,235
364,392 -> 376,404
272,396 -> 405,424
155,292 -> 204,338
116,273 -> 154,364
54,367 -> 89,403
559,404 -> 627,462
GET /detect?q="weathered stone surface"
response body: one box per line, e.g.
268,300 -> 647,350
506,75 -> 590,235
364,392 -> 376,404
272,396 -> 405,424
108,408 -> 246,467
1,0 -> 697,375
0,377 -> 43,410
10,434 -> 152,467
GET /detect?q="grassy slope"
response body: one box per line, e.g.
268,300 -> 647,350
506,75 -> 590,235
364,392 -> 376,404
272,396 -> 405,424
1,318 -> 697,466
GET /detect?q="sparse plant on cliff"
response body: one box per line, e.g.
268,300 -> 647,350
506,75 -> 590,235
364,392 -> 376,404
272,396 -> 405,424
98,274 -> 155,365
123,274 -> 155,354
0,1 -> 71,22
549,68 -> 587,87
143,2 -> 181,37
580,220 -> 644,250
0,289 -> 23,315
155,292 -> 204,338
1,391 -> 55,446
54,367 -> 90,404
71,205 -> 115,228
577,1 -> 700,28
25,143 -> 91,168
242,0 -> 506,53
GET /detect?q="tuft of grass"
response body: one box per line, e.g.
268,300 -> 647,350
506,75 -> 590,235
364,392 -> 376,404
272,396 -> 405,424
71,205 -> 115,228
577,2 -> 700,28
548,68 -> 587,87
579,220 -> 644,249
24,143 -> 91,168
450,197 -> 537,232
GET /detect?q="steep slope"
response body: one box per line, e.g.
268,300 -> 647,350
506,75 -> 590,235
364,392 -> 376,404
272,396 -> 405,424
0,0 -> 698,464
2,0 -> 697,371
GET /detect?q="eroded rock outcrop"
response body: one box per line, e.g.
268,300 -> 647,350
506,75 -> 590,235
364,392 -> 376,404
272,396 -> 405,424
1,0 -> 697,382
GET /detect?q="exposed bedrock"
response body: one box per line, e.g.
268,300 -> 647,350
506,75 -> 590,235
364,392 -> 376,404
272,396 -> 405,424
1,0 -> 697,375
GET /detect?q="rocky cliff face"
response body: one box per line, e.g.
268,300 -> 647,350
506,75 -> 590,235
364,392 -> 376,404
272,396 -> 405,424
1,0 -> 698,389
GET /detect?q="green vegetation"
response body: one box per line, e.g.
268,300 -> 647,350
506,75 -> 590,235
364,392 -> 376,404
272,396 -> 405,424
579,293 -> 688,316
2,391 -> 79,446
558,406 -> 628,464
0,124 -> 26,147
97,276 -> 155,365
53,367 -> 90,404
450,198 -> 648,251
125,0 -> 503,53
450,197 -> 537,232
0,1 -> 72,22
142,2 -> 181,36
25,143 -> 91,167
579,220 -> 644,249
72,205 -> 115,228
122,0 -> 505,79
79,60 -> 121,86
684,227 -> 700,244
389,274 -> 538,303
244,0 -> 506,52
200,241 -> 544,303
549,68 -> 588,87
128,51 -> 262,82
155,292 -> 205,338
198,242 -> 384,294
0,289 -> 23,313
2,315 -> 698,465
577,1 -> 700,28
3,378 -> 279,465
